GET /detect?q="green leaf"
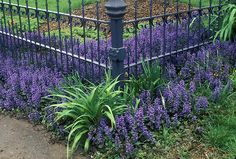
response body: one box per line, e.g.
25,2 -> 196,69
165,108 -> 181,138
46,72 -> 130,157
84,138 -> 91,152
104,105 -> 116,128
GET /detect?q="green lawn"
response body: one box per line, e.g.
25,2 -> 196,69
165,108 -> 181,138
203,95 -> 236,159
203,72 -> 236,158
180,0 -> 222,7
3,0 -> 97,12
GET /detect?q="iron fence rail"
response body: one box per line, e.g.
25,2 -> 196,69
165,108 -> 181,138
0,29 -> 108,68
1,1 -> 109,23
0,0 -> 229,81
123,5 -> 223,24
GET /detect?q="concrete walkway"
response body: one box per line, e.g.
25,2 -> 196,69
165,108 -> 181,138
0,115 -> 85,159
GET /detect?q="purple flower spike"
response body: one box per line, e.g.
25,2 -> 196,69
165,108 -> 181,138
189,81 -> 196,93
125,140 -> 134,154
196,96 -> 208,112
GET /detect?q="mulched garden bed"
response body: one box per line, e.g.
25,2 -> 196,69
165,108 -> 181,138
40,0 -> 189,32
73,0 -> 188,21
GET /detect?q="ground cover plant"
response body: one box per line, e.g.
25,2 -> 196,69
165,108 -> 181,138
0,18 -> 208,78
0,53 -> 62,121
41,40 -> 235,158
0,38 -> 235,159
0,2 -> 236,158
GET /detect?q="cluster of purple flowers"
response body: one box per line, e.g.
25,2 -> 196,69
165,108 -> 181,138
0,54 -> 62,121
178,45 -> 233,101
0,19 -> 207,81
163,38 -> 236,102
28,111 -> 41,123
85,40 -> 236,154
88,107 -> 155,154
196,96 -> 208,113
87,80 -> 210,154
42,106 -> 67,137
163,81 -> 193,117
0,15 -> 235,157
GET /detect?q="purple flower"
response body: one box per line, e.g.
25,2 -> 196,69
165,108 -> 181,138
99,119 -> 112,139
181,102 -> 191,117
172,113 -> 179,126
88,129 -> 96,142
192,115 -> 197,122
196,96 -> 208,112
147,106 -> 155,122
163,88 -> 174,102
115,134 -> 121,151
152,98 -> 163,129
193,72 -> 202,84
125,140 -> 134,154
0,54 -> 62,113
210,78 -> 222,89
166,64 -> 177,79
135,107 -> 155,141
189,81 -> 196,93
163,110 -> 171,128
96,127 -> 104,145
139,90 -> 152,106
116,116 -> 128,139
211,87 -> 221,101
28,111 -> 41,123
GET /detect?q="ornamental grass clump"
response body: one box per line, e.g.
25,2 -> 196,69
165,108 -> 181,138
213,3 -> 236,41
47,73 -> 133,158
128,60 -> 166,95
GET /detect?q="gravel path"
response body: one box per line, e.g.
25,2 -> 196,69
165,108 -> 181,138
0,115 -> 85,159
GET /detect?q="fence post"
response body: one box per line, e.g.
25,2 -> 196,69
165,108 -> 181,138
105,0 -> 127,80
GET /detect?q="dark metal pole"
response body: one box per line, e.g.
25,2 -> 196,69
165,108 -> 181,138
105,0 -> 127,80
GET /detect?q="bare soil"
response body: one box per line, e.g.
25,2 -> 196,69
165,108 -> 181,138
0,115 -> 86,159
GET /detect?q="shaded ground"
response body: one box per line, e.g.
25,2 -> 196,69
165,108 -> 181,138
0,115 -> 85,159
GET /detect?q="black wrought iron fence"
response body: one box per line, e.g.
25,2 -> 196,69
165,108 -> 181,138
0,0 -> 229,81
